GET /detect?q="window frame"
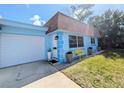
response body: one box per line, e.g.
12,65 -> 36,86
77,36 -> 84,47
69,35 -> 84,48
91,37 -> 95,44
69,35 -> 78,48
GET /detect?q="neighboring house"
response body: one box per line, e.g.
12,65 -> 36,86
0,12 -> 101,68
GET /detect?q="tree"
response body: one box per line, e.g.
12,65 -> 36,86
68,4 -> 94,23
88,9 -> 124,48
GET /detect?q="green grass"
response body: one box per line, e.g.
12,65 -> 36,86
63,50 -> 124,88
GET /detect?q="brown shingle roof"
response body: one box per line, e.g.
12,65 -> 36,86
44,12 -> 100,37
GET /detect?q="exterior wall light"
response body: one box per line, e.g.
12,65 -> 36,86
0,27 -> 1,30
55,36 -> 58,40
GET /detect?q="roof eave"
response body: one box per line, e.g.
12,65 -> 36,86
0,19 -> 48,31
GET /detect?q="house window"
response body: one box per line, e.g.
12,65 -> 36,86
98,38 -> 101,47
91,37 -> 95,44
69,35 -> 84,48
69,35 -> 77,48
78,36 -> 84,47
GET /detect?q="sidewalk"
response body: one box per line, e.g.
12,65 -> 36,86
23,71 -> 81,88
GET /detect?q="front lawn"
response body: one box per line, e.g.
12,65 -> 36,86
63,50 -> 124,88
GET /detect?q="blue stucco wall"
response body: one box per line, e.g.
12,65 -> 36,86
56,30 -> 99,64
46,33 -> 53,53
57,32 -> 64,63
84,35 -> 98,54
45,31 -> 58,61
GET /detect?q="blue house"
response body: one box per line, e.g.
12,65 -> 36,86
0,12 -> 101,68
45,12 -> 100,64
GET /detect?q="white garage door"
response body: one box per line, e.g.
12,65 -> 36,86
0,33 -> 46,68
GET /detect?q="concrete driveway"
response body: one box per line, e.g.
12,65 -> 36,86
0,61 -> 80,88
0,61 -> 57,88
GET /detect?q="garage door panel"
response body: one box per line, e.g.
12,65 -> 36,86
0,34 -> 45,68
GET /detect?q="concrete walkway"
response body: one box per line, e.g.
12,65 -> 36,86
23,72 -> 80,88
